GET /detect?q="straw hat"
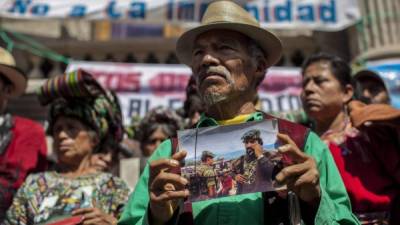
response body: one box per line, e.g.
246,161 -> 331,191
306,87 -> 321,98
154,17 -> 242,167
176,0 -> 282,67
0,47 -> 27,97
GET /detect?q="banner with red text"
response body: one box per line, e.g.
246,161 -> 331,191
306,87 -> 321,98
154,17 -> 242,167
67,61 -> 302,124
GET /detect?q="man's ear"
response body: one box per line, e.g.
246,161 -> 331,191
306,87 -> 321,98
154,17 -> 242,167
254,58 -> 268,87
342,84 -> 354,103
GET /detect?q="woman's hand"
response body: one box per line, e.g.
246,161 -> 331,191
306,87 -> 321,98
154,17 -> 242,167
148,150 -> 189,225
275,133 -> 321,205
72,208 -> 117,225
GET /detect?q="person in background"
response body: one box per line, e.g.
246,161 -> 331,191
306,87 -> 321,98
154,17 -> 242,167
301,52 -> 400,224
0,47 -> 47,221
353,69 -> 390,105
182,75 -> 205,128
119,2 -> 359,225
4,69 -> 130,225
135,106 -> 183,158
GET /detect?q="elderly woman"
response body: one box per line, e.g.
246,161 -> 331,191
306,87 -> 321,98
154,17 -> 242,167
135,107 -> 183,157
301,53 -> 400,224
4,70 -> 130,225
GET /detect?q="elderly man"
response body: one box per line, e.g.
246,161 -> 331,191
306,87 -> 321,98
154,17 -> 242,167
119,1 -> 359,225
0,47 -> 47,220
232,129 -> 274,194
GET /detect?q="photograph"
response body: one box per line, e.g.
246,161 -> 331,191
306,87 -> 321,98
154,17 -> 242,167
178,119 -> 285,202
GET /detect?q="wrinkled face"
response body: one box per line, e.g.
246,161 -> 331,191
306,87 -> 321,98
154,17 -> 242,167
191,30 -> 260,106
301,61 -> 352,121
52,116 -> 97,165
357,78 -> 390,104
244,138 -> 260,158
142,126 -> 168,157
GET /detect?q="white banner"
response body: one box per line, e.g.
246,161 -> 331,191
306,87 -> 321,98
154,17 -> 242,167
1,0 -> 360,31
67,61 -> 302,125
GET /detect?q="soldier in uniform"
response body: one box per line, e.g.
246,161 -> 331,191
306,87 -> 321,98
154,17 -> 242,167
232,129 -> 275,194
197,150 -> 218,198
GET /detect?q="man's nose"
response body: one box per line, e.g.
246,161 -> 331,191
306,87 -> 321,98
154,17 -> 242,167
303,80 -> 316,95
201,53 -> 219,67
57,130 -> 68,140
362,89 -> 372,98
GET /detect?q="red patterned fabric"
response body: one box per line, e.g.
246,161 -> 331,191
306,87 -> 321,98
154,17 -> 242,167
0,116 -> 47,220
326,123 -> 399,224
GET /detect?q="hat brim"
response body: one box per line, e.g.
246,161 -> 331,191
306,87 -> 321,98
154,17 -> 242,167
0,64 -> 27,97
176,22 -> 282,68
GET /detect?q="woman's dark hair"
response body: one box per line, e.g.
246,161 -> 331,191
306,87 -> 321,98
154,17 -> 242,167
301,52 -> 352,88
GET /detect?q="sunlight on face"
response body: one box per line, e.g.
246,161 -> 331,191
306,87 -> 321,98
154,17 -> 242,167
52,116 -> 97,166
191,30 -> 258,107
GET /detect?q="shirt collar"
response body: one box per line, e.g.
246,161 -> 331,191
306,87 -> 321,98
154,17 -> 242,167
196,111 -> 264,128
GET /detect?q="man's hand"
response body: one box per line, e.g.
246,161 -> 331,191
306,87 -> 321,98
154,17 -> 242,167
275,133 -> 321,205
234,174 -> 246,184
72,208 -> 117,225
149,150 -> 189,224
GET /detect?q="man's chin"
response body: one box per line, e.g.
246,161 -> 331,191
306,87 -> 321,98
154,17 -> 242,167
201,91 -> 229,106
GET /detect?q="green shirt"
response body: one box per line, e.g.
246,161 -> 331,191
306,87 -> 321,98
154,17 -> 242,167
119,112 -> 360,225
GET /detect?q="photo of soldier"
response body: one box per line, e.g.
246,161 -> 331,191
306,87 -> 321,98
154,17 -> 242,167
231,129 -> 276,194
193,150 -> 218,200
179,120 -> 282,202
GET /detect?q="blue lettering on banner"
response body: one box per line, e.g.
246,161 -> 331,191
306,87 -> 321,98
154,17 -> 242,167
319,0 -> 336,23
263,6 -> 270,22
107,0 -> 122,19
178,2 -> 195,20
298,5 -> 314,21
128,2 -> 145,19
69,5 -> 86,17
7,0 -> 31,14
167,0 -> 208,21
275,0 -> 292,22
30,4 -> 49,16
5,0 -> 338,24
248,0 -> 337,24
245,5 -> 259,22
167,0 -> 173,20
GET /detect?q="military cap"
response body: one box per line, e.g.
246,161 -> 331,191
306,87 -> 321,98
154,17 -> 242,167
201,150 -> 215,161
241,129 -> 261,141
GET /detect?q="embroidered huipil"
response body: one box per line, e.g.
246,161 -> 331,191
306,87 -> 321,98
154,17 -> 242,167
4,172 -> 130,225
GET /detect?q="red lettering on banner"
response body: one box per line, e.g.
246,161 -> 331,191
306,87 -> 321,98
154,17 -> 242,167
85,70 -> 142,92
149,73 -> 190,96
259,74 -> 302,92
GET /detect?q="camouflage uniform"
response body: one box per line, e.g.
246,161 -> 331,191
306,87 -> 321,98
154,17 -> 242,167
197,163 -> 218,194
193,150 -> 218,197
